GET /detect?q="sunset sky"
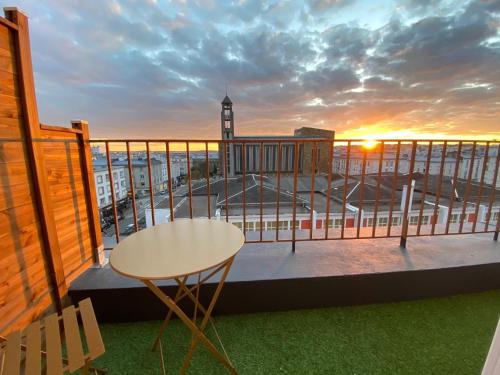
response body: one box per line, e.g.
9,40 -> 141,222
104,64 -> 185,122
2,0 -> 500,140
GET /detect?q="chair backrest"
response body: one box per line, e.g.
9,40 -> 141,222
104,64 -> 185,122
482,318 -> 500,375
0,298 -> 104,375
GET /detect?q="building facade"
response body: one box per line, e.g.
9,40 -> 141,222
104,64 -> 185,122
94,165 -> 128,208
218,95 -> 335,176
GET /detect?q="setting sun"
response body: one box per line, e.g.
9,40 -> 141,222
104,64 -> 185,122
362,140 -> 378,150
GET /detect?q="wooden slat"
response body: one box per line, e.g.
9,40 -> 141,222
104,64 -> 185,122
483,319 -> 500,375
0,47 -> 16,74
5,8 -> 67,311
0,25 -> 14,52
79,298 -> 105,360
44,313 -> 63,375
25,320 -> 41,374
0,69 -> 18,97
62,305 -> 85,372
0,293 -> 54,336
3,330 -> 21,375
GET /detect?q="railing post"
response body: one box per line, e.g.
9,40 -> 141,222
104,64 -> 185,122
72,120 -> 106,266
6,7 -> 67,311
400,141 -> 417,248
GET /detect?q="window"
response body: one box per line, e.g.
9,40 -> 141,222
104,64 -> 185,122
494,212 -> 499,221
106,174 -> 109,182
98,187 -> 104,195
450,214 -> 463,224
378,217 -> 388,227
245,222 -> 254,231
232,222 -> 242,229
114,182 -> 119,190
255,221 -> 262,231
97,175 -> 103,184
328,218 -> 344,228
293,220 -> 300,229
420,215 -> 429,225
113,172 -> 118,180
278,220 -> 288,230
409,216 -> 419,225
100,198 -> 105,205
120,171 -> 124,178
121,181 -> 126,187
366,217 -> 374,227
267,221 -> 277,230
391,217 -> 400,226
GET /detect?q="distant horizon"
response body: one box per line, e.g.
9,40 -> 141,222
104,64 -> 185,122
2,0 -> 499,140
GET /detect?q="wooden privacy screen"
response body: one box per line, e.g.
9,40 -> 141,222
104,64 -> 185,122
0,8 -> 103,335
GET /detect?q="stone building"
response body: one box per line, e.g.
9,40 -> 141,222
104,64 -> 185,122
218,95 -> 335,176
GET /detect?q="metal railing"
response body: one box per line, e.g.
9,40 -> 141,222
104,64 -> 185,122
89,139 -> 500,249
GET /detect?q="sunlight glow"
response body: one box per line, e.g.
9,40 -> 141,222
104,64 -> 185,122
362,140 -> 378,150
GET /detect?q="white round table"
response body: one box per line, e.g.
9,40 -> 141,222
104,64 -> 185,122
109,219 -> 244,374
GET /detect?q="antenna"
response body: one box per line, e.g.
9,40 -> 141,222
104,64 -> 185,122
225,83 -> 228,96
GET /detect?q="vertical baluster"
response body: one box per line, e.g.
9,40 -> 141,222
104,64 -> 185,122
126,142 -> 138,232
146,142 -> 155,226
459,142 -> 477,233
387,141 -> 401,237
324,140 -> 334,239
416,141 -> 432,236
400,141 -> 417,248
431,141 -> 448,235
205,142 -> 211,219
472,142 -> 489,233
445,141 -> 463,234
105,142 -> 120,242
185,142 -> 193,219
276,142 -> 282,241
371,141 -> 384,237
259,142 -> 264,241
292,141 -> 299,251
165,142 -> 174,222
356,146 -> 368,238
341,141 -> 351,239
242,142 -> 247,238
309,142 -> 316,240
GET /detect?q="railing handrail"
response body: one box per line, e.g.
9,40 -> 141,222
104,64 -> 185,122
90,138 -> 500,249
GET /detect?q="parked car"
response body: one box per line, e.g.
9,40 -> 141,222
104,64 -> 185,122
121,224 -> 135,235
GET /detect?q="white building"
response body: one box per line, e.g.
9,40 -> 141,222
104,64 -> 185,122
94,165 -> 128,208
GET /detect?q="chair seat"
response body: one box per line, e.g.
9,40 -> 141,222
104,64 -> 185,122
0,298 -> 105,375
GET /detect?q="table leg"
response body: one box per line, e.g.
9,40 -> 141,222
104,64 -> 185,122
152,275 -> 189,351
180,257 -> 234,373
142,257 -> 237,374
153,262 -> 229,352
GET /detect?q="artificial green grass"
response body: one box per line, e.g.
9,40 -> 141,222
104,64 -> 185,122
94,290 -> 500,374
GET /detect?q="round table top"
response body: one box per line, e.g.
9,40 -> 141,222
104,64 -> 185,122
109,219 -> 245,280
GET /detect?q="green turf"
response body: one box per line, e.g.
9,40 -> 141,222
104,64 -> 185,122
93,290 -> 500,374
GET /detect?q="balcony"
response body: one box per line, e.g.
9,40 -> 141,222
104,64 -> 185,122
1,7 -> 500,374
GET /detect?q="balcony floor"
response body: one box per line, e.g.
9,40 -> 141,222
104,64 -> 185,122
92,289 -> 500,374
70,232 -> 500,321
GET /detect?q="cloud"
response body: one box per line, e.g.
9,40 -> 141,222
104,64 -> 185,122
0,0 -> 499,139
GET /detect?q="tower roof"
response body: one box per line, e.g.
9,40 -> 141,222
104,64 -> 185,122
221,95 -> 232,105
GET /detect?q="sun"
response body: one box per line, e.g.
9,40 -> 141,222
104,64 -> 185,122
362,140 -> 378,150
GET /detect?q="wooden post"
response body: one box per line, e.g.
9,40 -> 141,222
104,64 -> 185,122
4,7 -> 66,311
72,120 -> 105,266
